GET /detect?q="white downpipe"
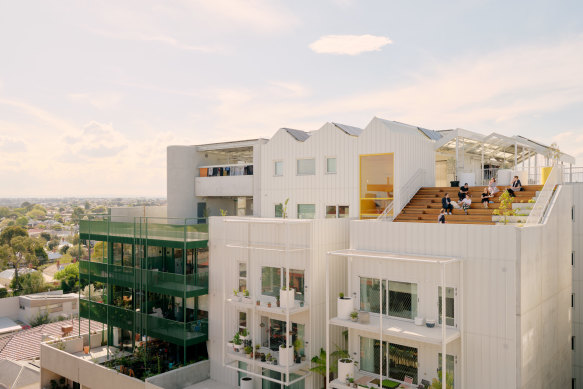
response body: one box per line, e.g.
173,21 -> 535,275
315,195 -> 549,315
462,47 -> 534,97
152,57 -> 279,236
325,254 -> 330,388
441,263 -> 446,389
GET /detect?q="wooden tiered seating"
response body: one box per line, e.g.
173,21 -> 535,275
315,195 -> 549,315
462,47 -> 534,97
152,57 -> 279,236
394,185 -> 543,225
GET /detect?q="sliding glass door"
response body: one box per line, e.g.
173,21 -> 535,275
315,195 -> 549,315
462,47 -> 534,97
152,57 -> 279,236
360,336 -> 418,384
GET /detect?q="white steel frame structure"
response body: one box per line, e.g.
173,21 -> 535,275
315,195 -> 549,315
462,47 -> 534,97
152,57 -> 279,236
221,218 -> 313,387
326,249 -> 462,389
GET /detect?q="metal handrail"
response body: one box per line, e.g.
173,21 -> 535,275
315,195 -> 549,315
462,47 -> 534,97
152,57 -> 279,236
395,168 -> 426,216
376,200 -> 394,221
525,166 -> 562,226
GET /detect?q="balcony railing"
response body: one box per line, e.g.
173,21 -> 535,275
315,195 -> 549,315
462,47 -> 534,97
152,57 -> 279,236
80,299 -> 208,346
79,216 -> 209,247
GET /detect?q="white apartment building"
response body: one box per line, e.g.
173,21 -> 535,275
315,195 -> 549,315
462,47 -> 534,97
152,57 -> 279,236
200,117 -> 581,389
39,116 -> 581,389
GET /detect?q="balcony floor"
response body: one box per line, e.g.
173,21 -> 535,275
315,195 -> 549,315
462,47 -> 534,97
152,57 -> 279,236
225,347 -> 310,375
330,315 -> 460,345
226,298 -> 309,316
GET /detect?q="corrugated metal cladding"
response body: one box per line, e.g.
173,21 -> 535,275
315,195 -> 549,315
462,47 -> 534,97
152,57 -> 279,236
208,217 -> 349,389
345,184 -> 573,389
571,183 -> 583,384
260,118 -> 436,219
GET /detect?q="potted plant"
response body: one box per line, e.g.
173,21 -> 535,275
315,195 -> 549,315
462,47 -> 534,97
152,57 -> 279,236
256,299 -> 260,306
347,376 -> 355,386
338,358 -> 357,381
266,353 -> 273,364
240,328 -> 250,340
242,289 -> 251,303
279,344 -> 295,366
350,311 -> 359,322
276,297 -> 280,307
244,345 -> 253,358
267,302 -> 272,308
279,286 -> 296,308
233,333 -> 243,352
233,289 -> 241,302
337,292 -> 353,320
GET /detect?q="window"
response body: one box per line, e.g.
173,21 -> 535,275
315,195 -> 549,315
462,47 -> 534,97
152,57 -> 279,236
297,159 -> 315,175
339,206 -> 349,218
238,311 -> 247,331
274,161 -> 283,176
275,204 -> 283,218
326,206 -> 337,218
261,266 -> 305,301
297,204 -> 315,219
326,157 -> 337,174
360,337 -> 418,384
238,262 -> 247,292
438,286 -> 455,326
261,267 -> 281,298
359,277 -> 417,319
437,354 -> 455,388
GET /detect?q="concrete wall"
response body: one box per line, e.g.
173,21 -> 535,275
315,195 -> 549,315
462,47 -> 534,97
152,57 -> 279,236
259,119 -> 435,219
0,294 -> 20,320
40,341 -> 145,389
195,176 -> 254,197
145,360 -> 210,389
572,183 -> 583,387
167,146 -> 198,219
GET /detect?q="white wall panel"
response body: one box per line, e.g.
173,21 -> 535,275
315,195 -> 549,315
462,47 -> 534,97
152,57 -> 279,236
571,183 -> 583,387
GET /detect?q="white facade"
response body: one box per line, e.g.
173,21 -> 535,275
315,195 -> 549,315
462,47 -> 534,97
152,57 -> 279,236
208,217 -> 350,389
259,119 -> 435,219
572,183 -> 583,387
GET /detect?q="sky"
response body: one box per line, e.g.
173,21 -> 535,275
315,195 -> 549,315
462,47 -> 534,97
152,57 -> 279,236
0,0 -> 582,197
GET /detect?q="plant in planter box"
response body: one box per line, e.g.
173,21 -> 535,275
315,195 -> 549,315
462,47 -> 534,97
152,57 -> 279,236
347,376 -> 355,385
243,289 -> 250,297
338,357 -> 358,382
350,311 -> 359,322
233,333 -> 243,351
233,289 -> 241,301
266,353 -> 273,364
279,286 -> 296,308
244,345 -> 253,358
337,292 -> 354,320
240,328 -> 250,340
267,302 -> 272,308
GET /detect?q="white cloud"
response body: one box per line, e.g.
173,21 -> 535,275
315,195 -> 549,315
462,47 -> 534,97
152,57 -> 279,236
309,34 -> 392,55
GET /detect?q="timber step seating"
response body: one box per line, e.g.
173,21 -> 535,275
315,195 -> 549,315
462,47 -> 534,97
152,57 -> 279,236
394,185 -> 543,225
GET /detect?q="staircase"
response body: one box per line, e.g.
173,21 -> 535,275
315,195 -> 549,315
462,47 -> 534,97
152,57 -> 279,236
393,185 -> 543,224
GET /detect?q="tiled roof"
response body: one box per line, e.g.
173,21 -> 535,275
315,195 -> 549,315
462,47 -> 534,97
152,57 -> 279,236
0,318 -> 92,361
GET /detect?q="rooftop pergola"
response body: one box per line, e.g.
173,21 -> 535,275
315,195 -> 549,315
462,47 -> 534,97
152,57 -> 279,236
434,128 -> 576,183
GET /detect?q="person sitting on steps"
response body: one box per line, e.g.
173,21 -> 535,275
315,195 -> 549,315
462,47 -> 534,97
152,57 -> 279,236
460,194 -> 472,215
458,183 -> 470,201
507,175 -> 522,197
481,187 -> 492,208
442,193 -> 453,215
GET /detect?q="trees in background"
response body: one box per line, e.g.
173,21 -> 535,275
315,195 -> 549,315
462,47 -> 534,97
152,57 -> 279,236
54,262 -> 79,293
10,271 -> 47,295
0,227 -> 44,288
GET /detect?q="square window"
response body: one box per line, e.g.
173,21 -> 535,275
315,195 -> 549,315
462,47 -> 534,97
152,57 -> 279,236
274,161 -> 283,176
326,157 -> 337,174
297,204 -> 315,219
326,206 -> 337,218
338,206 -> 349,218
297,159 -> 315,175
275,204 -> 283,218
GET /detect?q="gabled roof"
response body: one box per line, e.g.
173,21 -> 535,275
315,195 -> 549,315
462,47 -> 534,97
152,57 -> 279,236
418,127 -> 443,141
332,122 -> 363,136
282,128 -> 311,142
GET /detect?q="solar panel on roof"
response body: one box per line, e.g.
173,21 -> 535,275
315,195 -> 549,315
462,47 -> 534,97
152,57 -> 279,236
418,127 -> 442,141
282,128 -> 310,142
332,122 -> 363,136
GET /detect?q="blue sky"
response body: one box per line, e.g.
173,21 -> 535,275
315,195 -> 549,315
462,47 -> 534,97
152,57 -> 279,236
0,0 -> 582,196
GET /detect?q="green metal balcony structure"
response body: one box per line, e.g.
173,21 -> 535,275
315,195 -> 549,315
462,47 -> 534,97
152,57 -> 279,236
78,215 -> 209,362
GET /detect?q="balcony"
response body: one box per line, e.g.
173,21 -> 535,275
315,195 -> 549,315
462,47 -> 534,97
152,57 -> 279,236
330,314 -> 460,345
195,172 -> 253,197
80,262 -> 209,297
226,294 -> 308,315
79,299 -> 208,346
79,218 -> 208,248
224,345 -> 309,375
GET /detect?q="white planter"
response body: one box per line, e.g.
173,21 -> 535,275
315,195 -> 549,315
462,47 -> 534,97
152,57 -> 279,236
241,377 -> 253,389
279,288 -> 295,309
90,333 -> 102,348
338,359 -> 355,381
278,345 -> 294,367
337,297 -> 353,320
